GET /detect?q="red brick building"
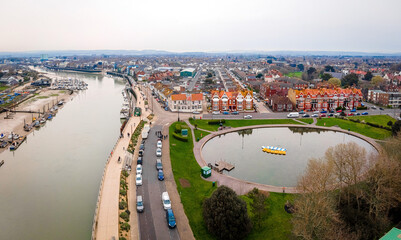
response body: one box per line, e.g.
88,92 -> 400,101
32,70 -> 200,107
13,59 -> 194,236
211,90 -> 253,112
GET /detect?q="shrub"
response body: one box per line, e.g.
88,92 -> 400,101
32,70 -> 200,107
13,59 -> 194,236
120,189 -> 127,196
119,237 -> 127,240
120,223 -> 130,231
119,201 -> 128,210
207,119 -> 226,125
173,132 -> 188,142
120,212 -> 129,222
122,170 -> 129,178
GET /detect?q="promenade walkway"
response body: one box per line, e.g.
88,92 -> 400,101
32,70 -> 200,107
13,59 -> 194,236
94,86 -> 150,240
187,122 -> 381,195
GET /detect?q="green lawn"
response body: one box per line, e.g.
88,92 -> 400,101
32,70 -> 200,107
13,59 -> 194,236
189,119 -> 301,131
297,118 -> 313,124
241,193 -> 295,240
194,129 -> 210,142
349,115 -> 396,127
316,118 -> 392,140
169,122 -> 217,240
284,72 -> 302,78
0,86 -> 9,91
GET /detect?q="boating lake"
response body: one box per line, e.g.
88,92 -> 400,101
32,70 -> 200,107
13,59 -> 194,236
202,127 -> 377,187
0,70 -> 127,239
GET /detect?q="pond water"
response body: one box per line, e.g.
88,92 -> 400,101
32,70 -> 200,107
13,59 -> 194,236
202,127 -> 377,187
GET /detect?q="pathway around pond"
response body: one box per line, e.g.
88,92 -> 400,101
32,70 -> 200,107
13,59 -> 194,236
186,121 -> 381,195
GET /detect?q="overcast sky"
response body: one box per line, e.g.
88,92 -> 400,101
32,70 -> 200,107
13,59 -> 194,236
1,0 -> 401,53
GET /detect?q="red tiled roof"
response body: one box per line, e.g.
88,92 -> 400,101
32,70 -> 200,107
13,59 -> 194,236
171,94 -> 186,101
191,93 -> 203,101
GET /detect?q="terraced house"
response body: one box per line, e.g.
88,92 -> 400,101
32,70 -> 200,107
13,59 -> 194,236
288,87 -> 362,111
168,93 -> 203,113
211,90 -> 253,112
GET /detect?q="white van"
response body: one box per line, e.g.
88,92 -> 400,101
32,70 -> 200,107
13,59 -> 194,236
287,112 -> 300,118
162,192 -> 171,210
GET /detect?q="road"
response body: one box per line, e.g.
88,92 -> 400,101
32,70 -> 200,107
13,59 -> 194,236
187,68 -> 202,91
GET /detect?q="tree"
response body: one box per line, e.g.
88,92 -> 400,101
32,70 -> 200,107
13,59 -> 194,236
248,188 -> 267,228
371,76 -> 384,86
391,120 -> 401,136
321,73 -> 332,81
328,77 -> 341,87
364,71 -> 373,81
297,64 -> 305,72
325,65 -> 335,72
256,73 -> 263,79
203,186 -> 252,240
341,73 -> 359,87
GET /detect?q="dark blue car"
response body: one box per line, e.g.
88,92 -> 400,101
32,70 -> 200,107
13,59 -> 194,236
158,170 -> 164,181
320,110 -> 327,113
362,112 -> 369,115
222,111 -> 229,115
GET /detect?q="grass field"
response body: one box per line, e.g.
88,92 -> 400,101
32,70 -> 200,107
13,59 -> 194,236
297,118 -> 313,124
0,86 -> 9,91
241,193 -> 295,240
189,119 -> 301,131
316,118 -> 392,140
194,129 -> 210,141
284,72 -> 302,78
349,115 -> 396,127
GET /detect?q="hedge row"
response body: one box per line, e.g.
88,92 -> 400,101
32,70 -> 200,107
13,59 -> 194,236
208,119 -> 226,125
173,132 -> 188,142
340,116 -> 392,131
175,123 -> 189,133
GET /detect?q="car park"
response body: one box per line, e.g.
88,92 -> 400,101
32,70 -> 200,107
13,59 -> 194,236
136,174 -> 142,186
158,170 -> 164,181
362,112 -> 369,115
137,195 -> 144,212
137,157 -> 143,164
244,115 -> 252,119
166,209 -> 176,228
302,114 -> 310,118
162,192 -> 171,210
136,164 -> 142,175
156,159 -> 163,170
157,140 -> 162,149
156,148 -> 162,157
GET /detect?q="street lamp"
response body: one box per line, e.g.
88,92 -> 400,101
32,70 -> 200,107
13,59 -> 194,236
177,108 -> 180,122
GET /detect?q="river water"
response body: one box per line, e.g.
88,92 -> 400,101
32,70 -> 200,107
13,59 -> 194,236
0,70 -> 126,240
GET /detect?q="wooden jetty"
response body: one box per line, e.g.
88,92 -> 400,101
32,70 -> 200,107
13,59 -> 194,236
214,160 -> 235,172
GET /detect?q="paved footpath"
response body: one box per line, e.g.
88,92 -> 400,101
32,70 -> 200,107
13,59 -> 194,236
94,86 -> 149,240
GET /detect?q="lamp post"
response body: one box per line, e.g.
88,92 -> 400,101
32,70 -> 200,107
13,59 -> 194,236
177,108 -> 180,122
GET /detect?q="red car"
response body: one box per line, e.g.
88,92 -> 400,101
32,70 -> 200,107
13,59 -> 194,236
337,110 -> 342,113
348,113 -> 354,116
320,114 -> 327,117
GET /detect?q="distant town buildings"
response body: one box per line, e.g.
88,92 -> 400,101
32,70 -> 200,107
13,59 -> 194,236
368,90 -> 401,108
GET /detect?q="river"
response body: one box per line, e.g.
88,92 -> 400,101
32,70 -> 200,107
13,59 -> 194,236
0,70 -> 126,240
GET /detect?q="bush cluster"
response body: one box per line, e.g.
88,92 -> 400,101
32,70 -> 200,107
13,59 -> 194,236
208,119 -> 226,125
173,132 -> 188,142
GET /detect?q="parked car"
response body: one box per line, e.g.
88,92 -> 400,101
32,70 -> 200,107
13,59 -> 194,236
136,164 -> 142,175
137,195 -> 144,212
329,110 -> 335,113
350,109 -> 356,112
244,115 -> 252,119
139,144 -> 145,151
311,114 -> 319,117
158,170 -> 164,181
320,114 -> 326,117
302,114 -> 310,118
222,111 -> 229,115
313,111 -> 320,114
157,140 -> 162,149
231,111 -> 239,115
337,110 -> 342,113
356,112 -> 361,116
212,111 -> 220,115
192,111 -> 200,114
335,113 -> 341,116
136,174 -> 143,186
287,112 -> 300,118
299,110 -> 305,114
166,209 -> 176,228
320,110 -> 327,113
348,113 -> 354,116
379,107 -> 384,110
328,113 -> 334,117
162,192 -> 171,210
137,157 -> 143,165
371,106 -> 377,109
156,159 -> 163,170
362,112 -> 369,115
156,148 -> 162,157
138,149 -> 144,157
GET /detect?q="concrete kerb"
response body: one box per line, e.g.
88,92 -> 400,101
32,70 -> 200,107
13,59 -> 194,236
194,124 -> 382,195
